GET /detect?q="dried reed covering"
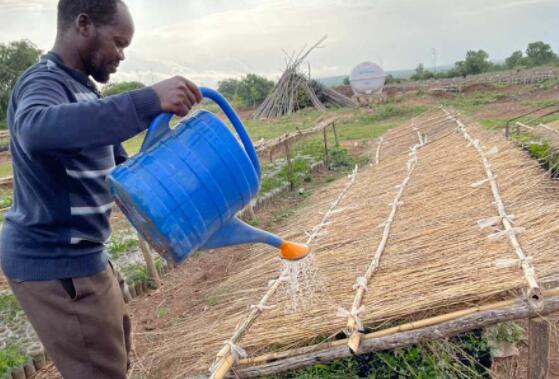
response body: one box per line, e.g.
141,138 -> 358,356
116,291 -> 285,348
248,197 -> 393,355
131,110 -> 559,378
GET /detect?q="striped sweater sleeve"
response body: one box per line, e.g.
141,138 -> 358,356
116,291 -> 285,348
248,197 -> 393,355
12,75 -> 161,156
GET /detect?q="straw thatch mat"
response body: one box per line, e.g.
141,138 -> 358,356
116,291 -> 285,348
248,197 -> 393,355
131,109 -> 559,378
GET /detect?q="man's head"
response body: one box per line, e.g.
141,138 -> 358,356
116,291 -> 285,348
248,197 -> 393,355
57,0 -> 134,83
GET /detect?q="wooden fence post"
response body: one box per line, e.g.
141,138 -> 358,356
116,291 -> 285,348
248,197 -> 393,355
332,122 -> 340,147
138,235 -> 161,288
528,318 -> 550,379
283,141 -> 294,191
323,127 -> 329,168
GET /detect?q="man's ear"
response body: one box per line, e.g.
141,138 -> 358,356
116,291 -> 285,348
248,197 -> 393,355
75,13 -> 95,37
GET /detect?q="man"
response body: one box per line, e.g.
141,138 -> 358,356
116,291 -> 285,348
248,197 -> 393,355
0,1 -> 202,378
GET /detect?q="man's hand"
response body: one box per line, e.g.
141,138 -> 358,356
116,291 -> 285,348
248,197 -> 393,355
151,76 -> 203,117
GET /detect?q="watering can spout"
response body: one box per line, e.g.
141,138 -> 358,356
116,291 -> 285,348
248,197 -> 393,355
201,217 -> 311,261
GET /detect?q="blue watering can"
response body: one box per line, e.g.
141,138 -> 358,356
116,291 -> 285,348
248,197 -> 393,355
108,87 -> 310,263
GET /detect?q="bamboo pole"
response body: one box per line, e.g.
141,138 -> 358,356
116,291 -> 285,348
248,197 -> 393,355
138,235 -> 160,289
208,167 -> 360,379
346,139 -> 421,352
240,287 -> 559,367
540,123 -> 559,135
375,137 -> 383,165
236,290 -> 559,377
444,109 -> 543,310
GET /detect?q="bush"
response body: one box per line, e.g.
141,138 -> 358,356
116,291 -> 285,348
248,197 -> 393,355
0,347 -> 27,378
102,81 -> 145,97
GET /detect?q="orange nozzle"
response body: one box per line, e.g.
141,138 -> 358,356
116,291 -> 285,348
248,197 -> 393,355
279,241 -> 311,261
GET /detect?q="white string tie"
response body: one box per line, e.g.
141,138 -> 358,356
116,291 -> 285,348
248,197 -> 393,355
488,227 -> 525,241
495,256 -> 534,268
477,216 -> 501,229
471,176 -> 497,188
250,303 -> 277,311
486,146 -> 499,156
352,276 -> 369,292
336,306 -> 366,332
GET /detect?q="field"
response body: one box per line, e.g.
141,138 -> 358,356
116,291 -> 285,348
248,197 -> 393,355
2,76 -> 559,378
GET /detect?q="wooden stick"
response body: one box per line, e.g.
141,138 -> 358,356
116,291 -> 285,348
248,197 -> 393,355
138,236 -> 161,289
208,167 -> 359,379
284,141 -> 294,191
375,137 -> 383,165
332,122 -> 339,147
346,141 -> 420,352
235,292 -> 559,377
323,127 -> 329,167
444,109 -> 543,310
240,287 -> 559,367
539,123 -> 559,135
528,318 -> 550,379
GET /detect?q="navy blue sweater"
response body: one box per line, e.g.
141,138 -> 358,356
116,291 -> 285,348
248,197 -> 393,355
0,52 -> 162,281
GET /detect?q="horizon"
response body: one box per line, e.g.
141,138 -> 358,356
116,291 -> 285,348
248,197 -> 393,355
1,0 -> 557,87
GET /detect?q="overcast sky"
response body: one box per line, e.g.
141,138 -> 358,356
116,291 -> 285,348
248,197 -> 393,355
0,0 -> 557,87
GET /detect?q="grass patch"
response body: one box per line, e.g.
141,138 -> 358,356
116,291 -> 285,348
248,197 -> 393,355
124,263 -> 151,287
479,118 -> 508,130
0,347 -> 28,378
521,98 -> 559,108
442,91 -> 509,113
107,230 -> 139,259
537,78 -> 559,90
335,105 -> 428,141
0,162 -> 12,179
156,307 -> 170,319
0,292 -> 22,324
0,195 -> 11,209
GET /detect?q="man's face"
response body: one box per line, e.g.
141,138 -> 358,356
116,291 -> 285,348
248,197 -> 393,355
83,3 -> 134,83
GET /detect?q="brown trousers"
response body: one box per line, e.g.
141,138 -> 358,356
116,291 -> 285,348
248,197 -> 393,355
8,264 -> 131,379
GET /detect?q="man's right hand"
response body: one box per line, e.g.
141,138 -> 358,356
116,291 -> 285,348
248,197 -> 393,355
151,76 -> 203,117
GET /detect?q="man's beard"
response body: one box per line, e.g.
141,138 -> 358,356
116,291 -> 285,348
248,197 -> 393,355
84,50 -> 112,83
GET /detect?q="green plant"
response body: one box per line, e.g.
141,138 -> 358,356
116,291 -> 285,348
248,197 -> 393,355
0,292 -> 22,323
267,331 -> 490,378
102,81 -> 144,97
480,118 -> 508,130
107,231 -> 138,258
327,147 -> 355,171
0,195 -> 11,209
485,322 -> 525,344
124,263 -> 150,286
156,307 -> 170,318
0,347 -> 27,378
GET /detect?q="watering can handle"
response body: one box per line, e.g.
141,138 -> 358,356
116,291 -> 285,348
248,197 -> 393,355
141,87 -> 261,177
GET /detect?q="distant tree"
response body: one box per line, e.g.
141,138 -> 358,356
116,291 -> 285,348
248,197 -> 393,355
217,78 -> 241,99
505,50 -> 525,69
343,76 -> 350,85
463,50 -> 491,75
411,63 -> 434,81
0,40 -> 42,128
525,41 -> 557,66
385,74 -> 399,84
236,74 -> 274,107
218,74 -> 274,108
102,81 -> 145,96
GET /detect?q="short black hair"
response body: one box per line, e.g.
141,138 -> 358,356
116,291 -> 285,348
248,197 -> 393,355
57,0 -> 125,31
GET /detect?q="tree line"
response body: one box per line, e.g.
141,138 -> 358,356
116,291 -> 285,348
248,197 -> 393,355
410,41 -> 558,81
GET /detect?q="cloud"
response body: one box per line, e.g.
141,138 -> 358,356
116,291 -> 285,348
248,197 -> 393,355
0,0 -> 55,12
